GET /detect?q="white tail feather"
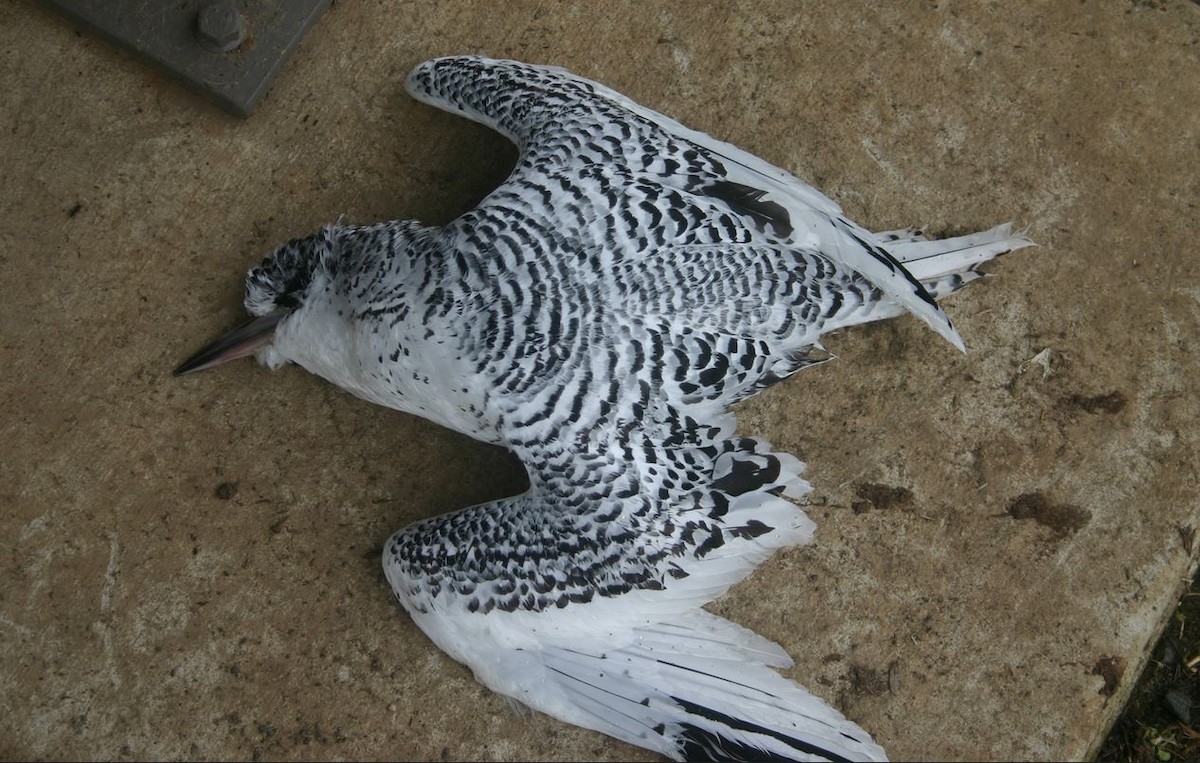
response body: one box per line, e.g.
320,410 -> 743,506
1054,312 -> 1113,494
820,222 -> 1036,335
874,227 -> 930,245
882,223 -> 1036,280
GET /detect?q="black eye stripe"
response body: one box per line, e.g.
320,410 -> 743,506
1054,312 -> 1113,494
246,231 -> 331,312
275,292 -> 301,310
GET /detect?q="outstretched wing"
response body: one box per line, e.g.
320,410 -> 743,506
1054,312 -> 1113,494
405,55 -> 963,351
384,409 -> 888,761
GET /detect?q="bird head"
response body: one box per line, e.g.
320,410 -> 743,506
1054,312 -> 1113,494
173,227 -> 337,376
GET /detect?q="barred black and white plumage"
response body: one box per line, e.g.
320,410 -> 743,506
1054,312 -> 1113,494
176,56 -> 1034,762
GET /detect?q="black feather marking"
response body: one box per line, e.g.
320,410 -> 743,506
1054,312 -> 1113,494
705,180 -> 794,238
730,520 -> 774,540
676,723 -> 798,763
711,456 -> 780,496
694,527 -> 725,558
671,696 -> 854,763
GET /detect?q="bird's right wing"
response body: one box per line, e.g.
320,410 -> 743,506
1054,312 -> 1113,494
385,415 -> 887,762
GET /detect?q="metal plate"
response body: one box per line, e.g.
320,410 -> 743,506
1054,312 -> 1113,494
39,0 -> 330,117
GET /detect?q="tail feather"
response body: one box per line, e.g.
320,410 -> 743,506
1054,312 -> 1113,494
882,222 -> 1035,280
874,227 -> 929,245
820,222 -> 1035,335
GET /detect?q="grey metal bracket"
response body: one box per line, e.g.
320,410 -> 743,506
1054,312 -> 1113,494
38,0 -> 331,118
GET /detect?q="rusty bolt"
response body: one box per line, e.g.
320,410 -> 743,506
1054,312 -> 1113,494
196,0 -> 246,53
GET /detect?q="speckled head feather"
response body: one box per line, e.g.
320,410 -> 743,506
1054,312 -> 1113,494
244,227 -> 339,316
177,56 -> 1034,762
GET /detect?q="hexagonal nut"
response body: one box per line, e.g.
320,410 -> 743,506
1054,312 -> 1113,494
196,0 -> 246,53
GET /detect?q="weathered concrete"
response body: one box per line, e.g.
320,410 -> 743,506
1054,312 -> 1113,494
2,1 -> 1197,760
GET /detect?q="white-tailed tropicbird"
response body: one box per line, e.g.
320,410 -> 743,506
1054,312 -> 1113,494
175,56 -> 1034,762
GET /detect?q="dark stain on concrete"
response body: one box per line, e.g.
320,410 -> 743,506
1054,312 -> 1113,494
1065,391 -> 1128,415
852,483 -> 913,514
1093,655 -> 1126,697
1008,492 -> 1091,537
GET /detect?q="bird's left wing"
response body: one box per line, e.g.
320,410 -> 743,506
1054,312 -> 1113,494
405,55 -> 962,351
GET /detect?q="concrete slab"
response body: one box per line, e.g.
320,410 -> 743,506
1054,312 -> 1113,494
2,1 -> 1197,760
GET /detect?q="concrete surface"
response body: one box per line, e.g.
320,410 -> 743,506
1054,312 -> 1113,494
2,1 -> 1197,760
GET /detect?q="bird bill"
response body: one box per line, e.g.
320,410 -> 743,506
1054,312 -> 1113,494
173,312 -> 284,376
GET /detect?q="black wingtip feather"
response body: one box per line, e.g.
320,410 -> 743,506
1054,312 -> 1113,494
670,696 -> 855,763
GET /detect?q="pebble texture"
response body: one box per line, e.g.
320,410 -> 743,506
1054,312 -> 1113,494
1,1 -> 1197,760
